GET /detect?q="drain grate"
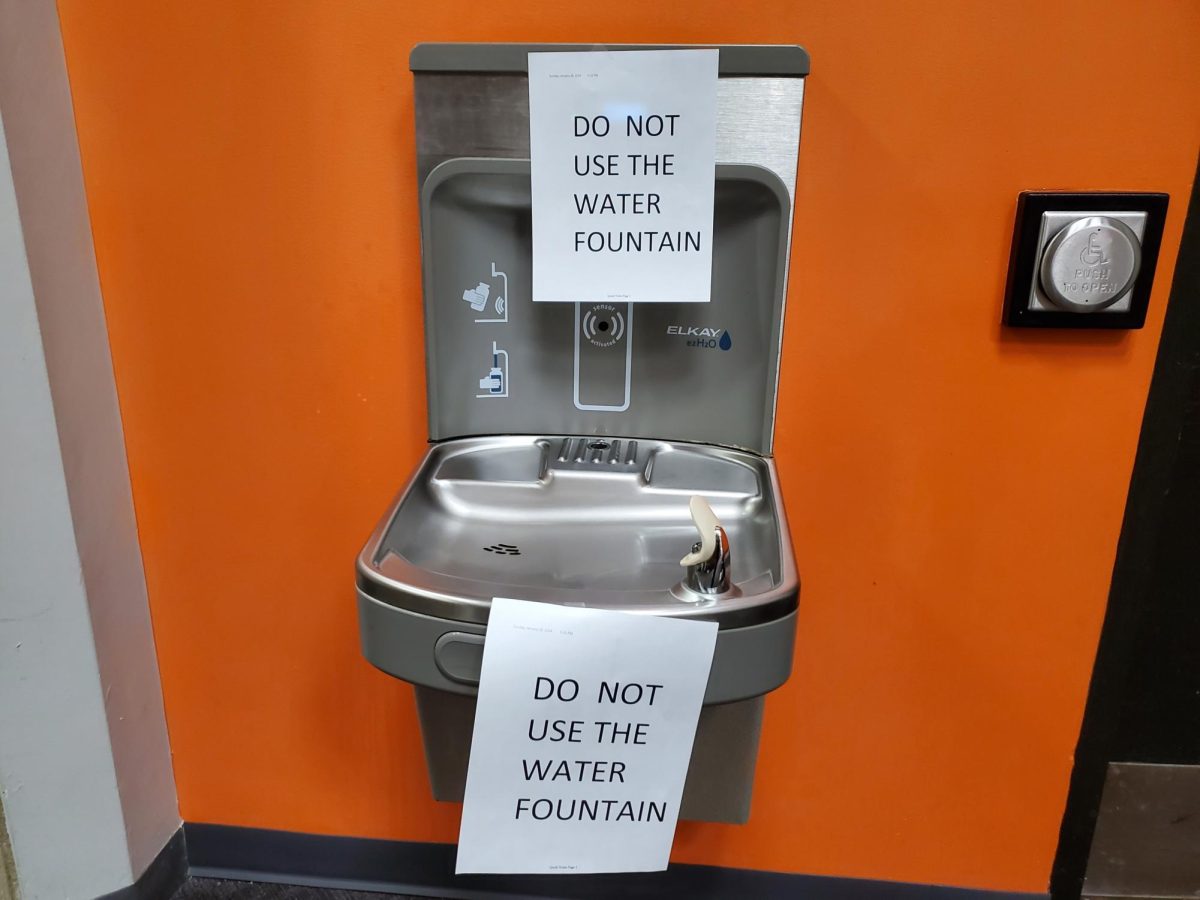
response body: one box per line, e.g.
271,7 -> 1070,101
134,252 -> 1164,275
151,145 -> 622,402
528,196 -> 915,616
554,437 -> 639,467
483,543 -> 521,556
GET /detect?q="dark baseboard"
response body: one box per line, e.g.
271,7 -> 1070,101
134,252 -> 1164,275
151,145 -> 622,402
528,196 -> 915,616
184,822 -> 1046,900
97,827 -> 188,900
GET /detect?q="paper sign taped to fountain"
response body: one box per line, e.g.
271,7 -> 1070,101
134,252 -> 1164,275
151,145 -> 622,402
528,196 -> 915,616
455,597 -> 718,874
528,49 -> 718,303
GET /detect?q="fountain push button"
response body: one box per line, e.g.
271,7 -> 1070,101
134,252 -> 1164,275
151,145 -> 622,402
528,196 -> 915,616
1039,215 -> 1142,312
434,631 -> 485,685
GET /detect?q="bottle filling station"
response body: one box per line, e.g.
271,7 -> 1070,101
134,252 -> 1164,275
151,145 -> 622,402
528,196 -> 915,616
357,43 -> 808,824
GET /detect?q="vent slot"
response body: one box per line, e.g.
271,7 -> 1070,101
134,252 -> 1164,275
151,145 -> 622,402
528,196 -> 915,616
483,543 -> 521,556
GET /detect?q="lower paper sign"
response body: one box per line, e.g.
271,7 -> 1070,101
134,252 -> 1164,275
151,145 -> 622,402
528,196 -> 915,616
455,597 -> 719,874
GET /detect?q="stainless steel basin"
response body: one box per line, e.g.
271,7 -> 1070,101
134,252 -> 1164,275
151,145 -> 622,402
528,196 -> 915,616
357,436 -> 797,630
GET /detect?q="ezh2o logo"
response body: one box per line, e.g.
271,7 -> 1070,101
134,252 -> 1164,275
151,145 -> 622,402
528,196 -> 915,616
666,325 -> 732,351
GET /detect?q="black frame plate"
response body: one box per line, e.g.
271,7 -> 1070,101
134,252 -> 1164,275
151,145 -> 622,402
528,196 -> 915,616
1002,191 -> 1169,329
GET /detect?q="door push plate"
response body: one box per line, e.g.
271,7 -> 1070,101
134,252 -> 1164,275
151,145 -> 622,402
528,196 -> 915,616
1002,192 -> 1169,328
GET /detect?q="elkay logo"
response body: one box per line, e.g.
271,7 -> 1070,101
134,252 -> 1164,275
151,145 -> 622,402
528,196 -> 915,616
666,325 -> 733,351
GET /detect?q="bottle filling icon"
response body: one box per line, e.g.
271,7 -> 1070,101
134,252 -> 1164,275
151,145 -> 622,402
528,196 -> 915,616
476,341 -> 509,398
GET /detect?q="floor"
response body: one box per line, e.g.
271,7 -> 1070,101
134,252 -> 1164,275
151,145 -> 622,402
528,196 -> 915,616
174,878 -> 429,900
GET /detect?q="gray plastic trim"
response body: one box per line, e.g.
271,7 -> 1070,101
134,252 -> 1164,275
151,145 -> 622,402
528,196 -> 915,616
358,592 -> 796,706
410,43 -> 810,77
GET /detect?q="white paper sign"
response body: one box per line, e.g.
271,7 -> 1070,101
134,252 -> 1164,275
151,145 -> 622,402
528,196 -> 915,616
455,597 -> 718,874
528,49 -> 718,303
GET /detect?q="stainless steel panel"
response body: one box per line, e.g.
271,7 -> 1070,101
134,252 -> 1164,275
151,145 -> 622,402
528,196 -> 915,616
412,61 -> 804,454
715,78 -> 804,201
419,160 -> 789,453
415,74 -> 804,201
1083,762 -> 1200,899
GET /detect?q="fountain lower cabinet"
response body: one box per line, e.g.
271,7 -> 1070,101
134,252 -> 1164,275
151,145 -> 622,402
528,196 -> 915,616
410,690 -> 771,824
357,43 -> 807,826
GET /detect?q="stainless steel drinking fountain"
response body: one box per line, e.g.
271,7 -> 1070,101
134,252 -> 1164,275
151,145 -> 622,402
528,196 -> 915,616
357,43 -> 808,824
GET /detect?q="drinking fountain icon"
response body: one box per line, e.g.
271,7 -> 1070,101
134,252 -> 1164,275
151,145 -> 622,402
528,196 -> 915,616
462,262 -> 509,323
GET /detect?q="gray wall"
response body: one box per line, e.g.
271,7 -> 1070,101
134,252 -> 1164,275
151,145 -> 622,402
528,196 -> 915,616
0,105 -> 132,900
0,0 -> 180,896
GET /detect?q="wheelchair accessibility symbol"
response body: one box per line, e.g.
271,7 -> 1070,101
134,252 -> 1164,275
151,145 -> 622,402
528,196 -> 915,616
1079,232 -> 1108,266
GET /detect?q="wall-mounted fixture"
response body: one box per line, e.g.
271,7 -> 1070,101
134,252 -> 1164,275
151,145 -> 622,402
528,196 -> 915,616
355,42 -> 809,825
1003,192 -> 1168,328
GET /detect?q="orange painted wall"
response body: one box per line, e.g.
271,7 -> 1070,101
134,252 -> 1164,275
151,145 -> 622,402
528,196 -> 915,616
54,1 -> 1199,893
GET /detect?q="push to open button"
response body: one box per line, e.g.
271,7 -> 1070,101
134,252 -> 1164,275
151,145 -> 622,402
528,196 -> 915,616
433,631 -> 484,685
1039,216 -> 1141,312
1001,192 -> 1168,329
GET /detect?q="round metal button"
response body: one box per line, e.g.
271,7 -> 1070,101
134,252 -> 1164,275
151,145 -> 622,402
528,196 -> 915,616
1039,216 -> 1141,312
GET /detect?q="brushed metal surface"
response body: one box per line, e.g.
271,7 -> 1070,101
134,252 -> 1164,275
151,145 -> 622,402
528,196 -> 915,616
412,61 -> 804,454
715,78 -> 804,201
1083,762 -> 1200,899
419,160 -> 790,453
1040,216 -> 1141,312
356,436 -> 799,630
1026,210 -> 1147,314
415,74 -> 804,200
